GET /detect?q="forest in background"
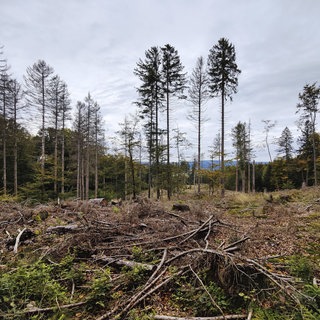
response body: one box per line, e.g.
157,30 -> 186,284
0,40 -> 320,202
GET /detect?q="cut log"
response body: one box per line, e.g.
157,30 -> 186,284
92,254 -> 154,270
88,198 -> 107,206
46,224 -> 80,234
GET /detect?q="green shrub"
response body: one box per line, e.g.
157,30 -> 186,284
0,261 -> 67,313
87,268 -> 112,309
288,255 -> 314,282
172,277 -> 231,316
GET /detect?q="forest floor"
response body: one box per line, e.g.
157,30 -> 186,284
0,187 -> 319,319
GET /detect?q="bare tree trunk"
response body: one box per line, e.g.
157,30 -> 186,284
312,124 -> 317,186
252,160 -> 256,193
235,160 -> 238,192
54,121 -> 58,195
94,145 -> 98,198
166,88 -> 171,200
81,156 -> 85,200
61,124 -> 65,194
221,89 -> 225,197
241,170 -> 246,193
2,87 -> 7,195
197,97 -> 201,194
85,146 -> 90,201
247,161 -> 251,193
41,77 -> 46,198
94,112 -> 98,198
76,126 -> 82,199
13,94 -> 17,196
129,149 -> 136,199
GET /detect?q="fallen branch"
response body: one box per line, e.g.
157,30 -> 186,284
97,269 -> 184,320
189,265 -> 225,317
223,236 -> 250,253
92,255 -> 154,270
179,215 -> 217,244
13,228 -> 26,253
46,224 -> 82,234
3,301 -> 86,317
154,314 -> 247,320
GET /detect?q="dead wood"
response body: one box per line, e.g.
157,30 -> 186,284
154,315 -> 247,320
13,228 -> 27,253
1,301 -> 86,317
189,265 -> 225,317
97,269 -> 185,320
1,193 -> 317,319
223,236 -> 250,253
46,224 -> 81,234
179,215 -> 217,244
172,203 -> 190,211
92,254 -> 155,270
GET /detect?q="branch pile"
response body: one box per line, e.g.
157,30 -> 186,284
0,196 -> 317,319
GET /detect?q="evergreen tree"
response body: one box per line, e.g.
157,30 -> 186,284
161,44 -> 187,199
231,121 -> 250,192
207,38 -> 241,196
134,46 -> 164,199
277,127 -> 294,161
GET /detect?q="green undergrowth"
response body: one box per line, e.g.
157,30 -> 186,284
0,253 -> 113,319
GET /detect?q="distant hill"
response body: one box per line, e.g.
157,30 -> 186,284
187,160 -> 267,169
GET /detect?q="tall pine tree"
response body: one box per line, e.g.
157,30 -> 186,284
207,38 -> 241,196
161,44 -> 187,199
134,46 -> 164,199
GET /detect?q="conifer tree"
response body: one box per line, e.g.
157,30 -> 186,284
277,127 -> 294,161
232,121 -> 250,192
207,38 -> 241,196
134,46 -> 164,198
161,44 -> 187,199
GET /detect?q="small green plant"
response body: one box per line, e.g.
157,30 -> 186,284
0,261 -> 67,313
132,246 -> 144,261
287,255 -> 314,282
121,265 -> 150,290
127,308 -> 155,320
171,277 -> 231,317
112,206 -> 121,214
87,268 -> 112,309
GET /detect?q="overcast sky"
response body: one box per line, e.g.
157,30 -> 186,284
1,0 -> 320,162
